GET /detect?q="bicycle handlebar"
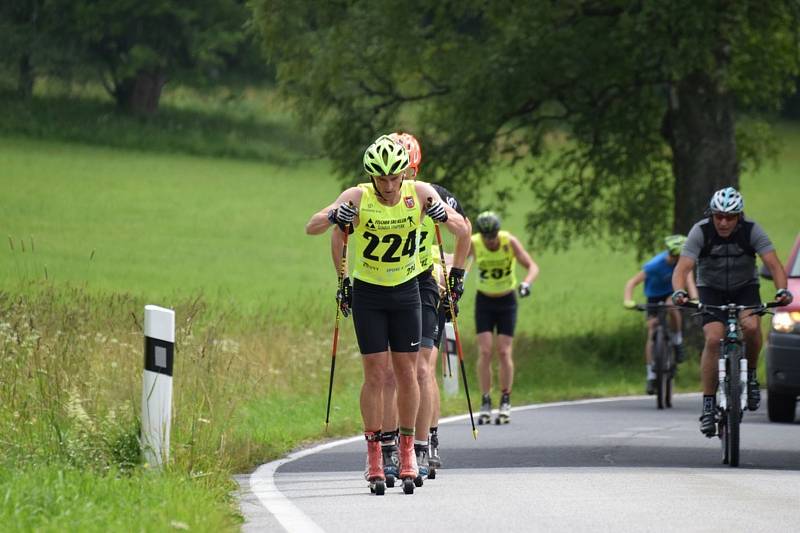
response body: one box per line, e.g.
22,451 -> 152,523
678,300 -> 783,314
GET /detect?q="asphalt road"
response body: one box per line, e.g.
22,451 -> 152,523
239,394 -> 800,532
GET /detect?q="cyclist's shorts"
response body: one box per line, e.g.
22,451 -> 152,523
698,284 -> 761,326
418,268 -> 440,348
475,291 -> 517,336
646,293 -> 672,318
352,277 -> 421,354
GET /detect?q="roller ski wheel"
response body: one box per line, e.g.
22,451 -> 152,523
368,478 -> 386,495
402,477 -> 415,494
414,475 -> 424,487
477,413 -> 491,425
427,467 -> 436,480
384,474 -> 395,488
495,413 -> 510,425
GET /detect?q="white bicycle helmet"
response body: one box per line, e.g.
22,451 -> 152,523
709,187 -> 744,214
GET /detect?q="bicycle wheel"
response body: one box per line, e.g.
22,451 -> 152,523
665,340 -> 675,409
719,411 -> 728,465
654,328 -> 667,410
727,353 -> 741,467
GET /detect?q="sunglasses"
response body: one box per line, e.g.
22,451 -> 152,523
712,213 -> 739,222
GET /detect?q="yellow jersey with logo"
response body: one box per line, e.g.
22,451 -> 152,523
472,231 -> 516,295
417,216 -> 437,271
353,181 -> 421,286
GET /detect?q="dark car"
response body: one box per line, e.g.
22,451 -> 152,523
762,232 -> 800,422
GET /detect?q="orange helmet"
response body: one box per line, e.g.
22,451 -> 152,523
389,132 -> 422,177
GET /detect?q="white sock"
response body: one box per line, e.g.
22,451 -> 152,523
414,439 -> 428,448
646,364 -> 655,380
672,332 -> 683,345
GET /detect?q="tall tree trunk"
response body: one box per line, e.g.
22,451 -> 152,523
18,54 -> 35,99
115,70 -> 166,115
664,73 -> 738,234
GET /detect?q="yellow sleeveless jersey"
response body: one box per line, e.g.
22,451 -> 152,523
352,181 -> 422,286
417,216 -> 437,271
472,231 -> 516,295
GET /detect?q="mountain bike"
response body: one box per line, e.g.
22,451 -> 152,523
631,302 -> 679,409
682,301 -> 780,467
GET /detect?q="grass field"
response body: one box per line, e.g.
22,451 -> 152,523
2,83 -> 798,530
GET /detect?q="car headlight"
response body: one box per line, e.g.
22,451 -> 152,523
772,311 -> 800,333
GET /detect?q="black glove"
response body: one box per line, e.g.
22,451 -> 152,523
776,288 -> 794,306
328,203 -> 358,230
336,277 -> 352,317
518,282 -> 531,298
426,200 -> 448,223
442,297 -> 459,321
448,267 -> 465,303
671,289 -> 688,306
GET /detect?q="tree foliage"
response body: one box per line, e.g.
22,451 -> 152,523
253,0 -> 800,254
1,0 -> 252,114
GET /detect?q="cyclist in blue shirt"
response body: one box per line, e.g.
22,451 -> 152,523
624,235 -> 697,394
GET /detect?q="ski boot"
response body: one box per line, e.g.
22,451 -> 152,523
380,432 -> 399,488
427,431 -> 441,480
398,434 -> 419,494
495,392 -> 511,425
414,443 -> 429,484
478,394 -> 492,425
364,432 -> 386,495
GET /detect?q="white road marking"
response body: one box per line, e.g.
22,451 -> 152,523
247,393 -> 700,532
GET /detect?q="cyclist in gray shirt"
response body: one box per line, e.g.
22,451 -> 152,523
671,187 -> 792,437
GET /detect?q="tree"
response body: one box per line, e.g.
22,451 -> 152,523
72,0 -> 248,114
253,0 -> 800,253
0,0 -> 78,98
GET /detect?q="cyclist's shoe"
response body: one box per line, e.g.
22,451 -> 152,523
674,342 -> 686,363
478,394 -> 492,425
699,409 -> 716,437
747,378 -> 761,411
646,379 -> 656,395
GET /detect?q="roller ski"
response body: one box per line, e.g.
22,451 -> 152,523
398,435 -> 419,494
380,432 -> 399,488
427,431 -> 441,480
495,392 -> 511,425
477,394 -> 492,425
364,432 -> 386,496
414,443 -> 430,484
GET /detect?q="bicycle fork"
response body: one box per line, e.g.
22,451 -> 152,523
717,340 -> 748,413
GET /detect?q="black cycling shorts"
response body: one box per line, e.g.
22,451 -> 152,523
434,307 -> 447,350
698,284 -> 761,326
352,277 -> 421,354
475,291 -> 517,336
646,293 -> 672,318
418,269 -> 441,349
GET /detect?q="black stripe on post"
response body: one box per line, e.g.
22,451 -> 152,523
144,336 -> 174,376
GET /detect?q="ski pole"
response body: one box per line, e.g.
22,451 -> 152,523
429,199 -> 478,439
325,224 -> 350,431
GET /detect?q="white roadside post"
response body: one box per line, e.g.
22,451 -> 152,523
142,305 -> 175,468
443,322 -> 459,397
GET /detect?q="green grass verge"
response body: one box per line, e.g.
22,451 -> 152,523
0,465 -> 238,532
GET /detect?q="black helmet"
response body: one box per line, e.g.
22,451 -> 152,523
475,211 -> 501,235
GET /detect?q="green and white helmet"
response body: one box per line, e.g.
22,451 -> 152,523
363,135 -> 410,177
475,211 -> 501,235
709,186 -> 744,214
664,234 -> 687,256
